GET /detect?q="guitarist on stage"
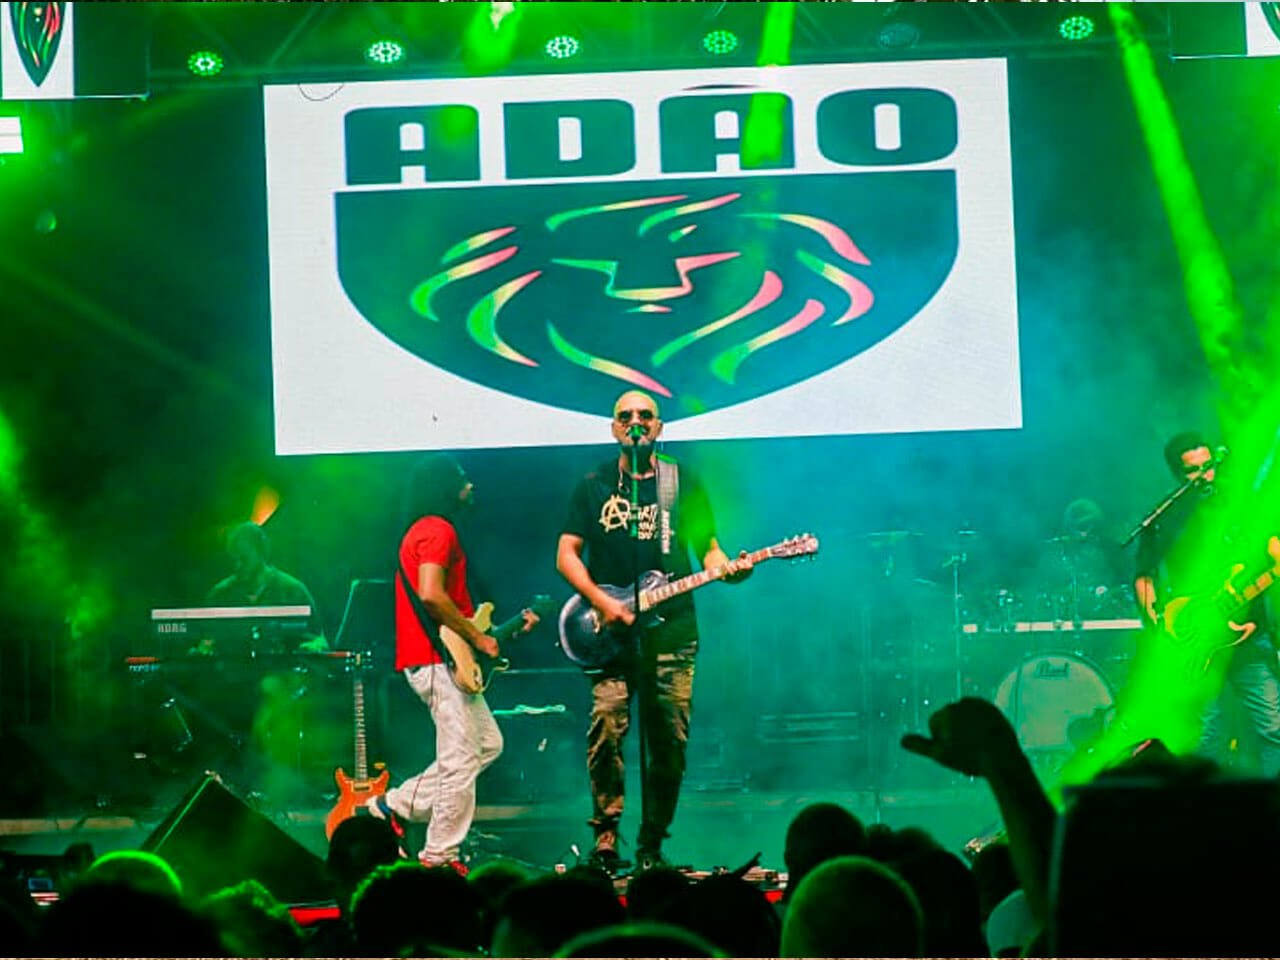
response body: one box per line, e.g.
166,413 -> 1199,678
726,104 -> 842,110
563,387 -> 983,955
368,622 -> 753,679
365,453 -> 538,873
556,389 -> 753,872
1134,431 -> 1280,775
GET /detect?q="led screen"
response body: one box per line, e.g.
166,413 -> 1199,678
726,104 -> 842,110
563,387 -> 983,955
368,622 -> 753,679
263,59 -> 1020,453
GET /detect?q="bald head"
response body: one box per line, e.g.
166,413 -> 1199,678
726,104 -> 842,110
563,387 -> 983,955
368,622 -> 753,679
611,390 -> 663,451
613,390 -> 660,420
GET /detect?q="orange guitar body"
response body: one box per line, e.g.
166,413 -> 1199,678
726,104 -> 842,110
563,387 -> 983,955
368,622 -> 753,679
325,764 -> 390,840
323,651 -> 389,841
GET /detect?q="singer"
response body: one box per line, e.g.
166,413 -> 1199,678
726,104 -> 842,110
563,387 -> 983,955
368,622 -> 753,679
555,389 -> 753,873
1134,430 -> 1280,775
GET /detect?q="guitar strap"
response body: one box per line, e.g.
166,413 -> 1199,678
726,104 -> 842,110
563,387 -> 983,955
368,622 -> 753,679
395,562 -> 456,671
655,453 -> 679,559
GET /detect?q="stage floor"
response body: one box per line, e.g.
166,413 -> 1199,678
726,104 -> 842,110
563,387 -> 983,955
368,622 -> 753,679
0,777 -> 999,878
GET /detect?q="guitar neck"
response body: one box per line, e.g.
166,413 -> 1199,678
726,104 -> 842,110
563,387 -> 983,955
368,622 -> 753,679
640,546 -> 776,610
490,612 -> 529,644
1215,563 -> 1280,619
353,675 -> 368,782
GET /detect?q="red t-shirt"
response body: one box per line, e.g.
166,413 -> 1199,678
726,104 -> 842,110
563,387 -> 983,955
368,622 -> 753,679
395,516 -> 474,671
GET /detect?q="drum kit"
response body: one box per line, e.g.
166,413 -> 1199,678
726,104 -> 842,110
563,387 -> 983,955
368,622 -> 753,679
853,520 -> 1139,776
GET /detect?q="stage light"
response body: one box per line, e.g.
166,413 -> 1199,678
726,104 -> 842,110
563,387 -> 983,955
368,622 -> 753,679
702,29 -> 740,55
544,35 -> 580,60
0,116 -> 21,155
186,51 -> 224,77
1059,15 -> 1096,41
877,21 -> 921,50
365,40 -> 405,65
251,486 -> 281,526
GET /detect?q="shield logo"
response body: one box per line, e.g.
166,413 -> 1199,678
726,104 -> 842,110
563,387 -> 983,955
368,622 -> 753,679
1264,2 -> 1280,42
337,170 -> 957,419
9,2 -> 65,87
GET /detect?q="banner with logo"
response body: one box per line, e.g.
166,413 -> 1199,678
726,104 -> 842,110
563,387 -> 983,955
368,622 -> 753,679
0,3 -> 147,100
1246,2 -> 1280,57
263,60 -> 1020,454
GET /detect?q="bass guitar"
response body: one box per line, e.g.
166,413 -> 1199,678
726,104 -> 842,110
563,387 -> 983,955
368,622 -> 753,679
325,651 -> 389,840
438,595 -> 556,694
558,533 -> 819,670
1161,535 -> 1280,673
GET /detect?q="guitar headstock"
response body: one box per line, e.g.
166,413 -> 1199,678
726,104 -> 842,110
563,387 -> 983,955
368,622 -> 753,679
770,533 -> 820,560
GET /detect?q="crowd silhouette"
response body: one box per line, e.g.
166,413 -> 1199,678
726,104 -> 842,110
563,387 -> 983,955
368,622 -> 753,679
1,694 -> 1274,956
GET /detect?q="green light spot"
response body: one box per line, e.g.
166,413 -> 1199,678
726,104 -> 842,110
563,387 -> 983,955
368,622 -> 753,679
544,35 -> 580,60
186,51 -> 223,77
1059,15 -> 1095,41
702,29 -> 739,56
365,40 -> 405,65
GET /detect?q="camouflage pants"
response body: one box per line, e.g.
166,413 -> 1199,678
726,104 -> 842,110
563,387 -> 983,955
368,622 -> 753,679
587,633 -> 696,851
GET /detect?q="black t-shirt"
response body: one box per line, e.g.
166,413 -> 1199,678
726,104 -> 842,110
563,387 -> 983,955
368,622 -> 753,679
1136,486 -> 1271,629
562,456 -> 716,628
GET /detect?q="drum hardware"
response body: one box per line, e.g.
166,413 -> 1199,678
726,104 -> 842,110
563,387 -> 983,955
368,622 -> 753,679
993,653 -> 1116,770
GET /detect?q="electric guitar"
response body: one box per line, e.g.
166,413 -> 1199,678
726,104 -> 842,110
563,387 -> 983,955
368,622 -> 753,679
1161,535 -> 1280,673
438,595 -> 556,694
558,533 -> 820,671
325,651 -> 388,840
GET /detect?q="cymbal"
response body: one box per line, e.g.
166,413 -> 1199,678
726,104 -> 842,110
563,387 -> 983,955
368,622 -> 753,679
859,530 -> 922,545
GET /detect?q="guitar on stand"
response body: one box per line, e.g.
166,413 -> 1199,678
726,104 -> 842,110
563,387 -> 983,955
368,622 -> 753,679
558,534 -> 820,670
325,651 -> 388,840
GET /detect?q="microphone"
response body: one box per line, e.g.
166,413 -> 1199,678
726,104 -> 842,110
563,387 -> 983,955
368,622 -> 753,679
628,423 -> 646,440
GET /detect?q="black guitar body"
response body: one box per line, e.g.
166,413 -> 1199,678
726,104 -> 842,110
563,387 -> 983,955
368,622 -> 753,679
557,570 -> 668,670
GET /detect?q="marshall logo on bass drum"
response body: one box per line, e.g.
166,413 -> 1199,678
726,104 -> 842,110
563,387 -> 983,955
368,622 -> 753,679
558,533 -> 819,671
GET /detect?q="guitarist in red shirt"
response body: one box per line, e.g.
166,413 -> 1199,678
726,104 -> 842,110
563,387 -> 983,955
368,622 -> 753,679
365,453 -> 537,873
1134,431 -> 1280,775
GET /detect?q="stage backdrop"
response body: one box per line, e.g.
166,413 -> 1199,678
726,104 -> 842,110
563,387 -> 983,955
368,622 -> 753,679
263,59 -> 1020,453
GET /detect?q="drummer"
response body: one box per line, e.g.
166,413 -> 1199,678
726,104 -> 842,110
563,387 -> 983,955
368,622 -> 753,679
1037,498 -> 1128,621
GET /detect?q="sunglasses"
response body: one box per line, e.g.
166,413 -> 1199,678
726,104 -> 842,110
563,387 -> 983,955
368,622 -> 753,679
615,409 -> 656,424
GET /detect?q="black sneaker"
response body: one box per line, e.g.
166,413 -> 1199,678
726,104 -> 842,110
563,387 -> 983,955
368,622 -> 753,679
587,829 -> 625,874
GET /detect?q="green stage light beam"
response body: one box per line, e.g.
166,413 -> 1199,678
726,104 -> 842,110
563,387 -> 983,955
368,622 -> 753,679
464,1 -> 523,74
1109,5 -> 1242,396
1055,6 -> 1280,795
743,3 -> 796,169
1111,2 -> 1280,480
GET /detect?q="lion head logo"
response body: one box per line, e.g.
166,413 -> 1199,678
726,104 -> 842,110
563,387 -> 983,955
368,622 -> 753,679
336,171 -> 957,418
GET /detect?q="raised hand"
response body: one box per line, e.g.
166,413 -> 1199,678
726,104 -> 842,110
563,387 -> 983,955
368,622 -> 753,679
901,697 -> 1022,778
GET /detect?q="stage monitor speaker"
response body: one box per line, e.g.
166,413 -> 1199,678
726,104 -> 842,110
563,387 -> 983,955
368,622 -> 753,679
141,772 -> 332,903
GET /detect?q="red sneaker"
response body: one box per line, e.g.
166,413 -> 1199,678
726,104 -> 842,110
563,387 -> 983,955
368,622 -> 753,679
419,856 -> 469,877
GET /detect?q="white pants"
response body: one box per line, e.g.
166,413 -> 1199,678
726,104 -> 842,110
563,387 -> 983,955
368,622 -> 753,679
383,663 -> 503,862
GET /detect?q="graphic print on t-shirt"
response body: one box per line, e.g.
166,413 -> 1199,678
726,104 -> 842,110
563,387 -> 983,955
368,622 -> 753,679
598,494 -> 659,540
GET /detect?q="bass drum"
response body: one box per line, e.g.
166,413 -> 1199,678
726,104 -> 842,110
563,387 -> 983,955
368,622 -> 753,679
993,653 -> 1114,753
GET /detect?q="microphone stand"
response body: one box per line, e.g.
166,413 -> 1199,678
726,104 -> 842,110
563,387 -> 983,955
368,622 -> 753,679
1121,474 -> 1205,548
625,424 -> 652,859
